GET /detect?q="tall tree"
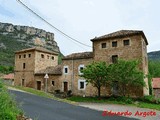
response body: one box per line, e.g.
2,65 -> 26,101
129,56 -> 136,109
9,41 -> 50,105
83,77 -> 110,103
80,61 -> 109,97
108,60 -> 146,96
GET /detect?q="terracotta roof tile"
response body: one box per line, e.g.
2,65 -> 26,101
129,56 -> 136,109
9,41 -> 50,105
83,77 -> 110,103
63,52 -> 93,60
2,73 -> 14,80
35,65 -> 62,75
152,78 -> 160,88
91,30 -> 148,45
15,47 -> 58,55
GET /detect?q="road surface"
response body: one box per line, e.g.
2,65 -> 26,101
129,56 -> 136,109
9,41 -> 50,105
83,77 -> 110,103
10,90 -> 138,120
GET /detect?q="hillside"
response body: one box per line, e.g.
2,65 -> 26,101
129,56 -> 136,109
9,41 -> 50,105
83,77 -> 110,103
0,22 -> 60,66
148,51 -> 160,61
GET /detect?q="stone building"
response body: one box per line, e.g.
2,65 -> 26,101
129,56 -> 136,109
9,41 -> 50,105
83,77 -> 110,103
91,30 -> 149,96
152,78 -> 160,98
14,47 -> 58,90
14,30 -> 149,97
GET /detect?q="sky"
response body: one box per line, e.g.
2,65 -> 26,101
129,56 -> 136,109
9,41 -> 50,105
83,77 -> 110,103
0,0 -> 160,55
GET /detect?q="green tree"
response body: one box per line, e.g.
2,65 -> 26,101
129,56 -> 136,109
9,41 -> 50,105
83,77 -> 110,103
148,60 -> 160,77
108,60 -> 146,97
80,61 -> 109,97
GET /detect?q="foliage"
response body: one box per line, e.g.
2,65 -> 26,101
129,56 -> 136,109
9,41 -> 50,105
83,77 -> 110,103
80,61 -> 109,97
0,80 -> 22,120
108,60 -> 146,96
0,65 -> 14,74
148,60 -> 160,77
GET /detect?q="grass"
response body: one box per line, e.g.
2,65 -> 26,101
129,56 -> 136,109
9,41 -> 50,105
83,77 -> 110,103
67,96 -> 160,111
0,81 -> 22,120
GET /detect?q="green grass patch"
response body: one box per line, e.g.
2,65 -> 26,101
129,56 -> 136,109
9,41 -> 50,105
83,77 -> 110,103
13,86 -> 54,99
67,96 -> 160,111
0,81 -> 22,120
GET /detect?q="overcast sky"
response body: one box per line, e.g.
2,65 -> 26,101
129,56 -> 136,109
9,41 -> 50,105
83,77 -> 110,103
0,0 -> 160,55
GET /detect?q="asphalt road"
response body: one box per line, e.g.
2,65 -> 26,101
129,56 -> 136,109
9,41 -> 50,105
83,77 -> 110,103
10,90 -> 139,120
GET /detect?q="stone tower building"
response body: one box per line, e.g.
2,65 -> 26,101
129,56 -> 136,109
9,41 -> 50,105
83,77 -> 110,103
91,30 -> 149,96
14,47 -> 58,88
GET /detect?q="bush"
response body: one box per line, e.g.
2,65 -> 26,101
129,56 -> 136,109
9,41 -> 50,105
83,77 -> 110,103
0,80 -> 22,119
139,95 -> 160,104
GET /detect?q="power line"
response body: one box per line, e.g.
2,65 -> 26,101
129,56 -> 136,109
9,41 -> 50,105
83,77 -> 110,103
16,0 -> 92,48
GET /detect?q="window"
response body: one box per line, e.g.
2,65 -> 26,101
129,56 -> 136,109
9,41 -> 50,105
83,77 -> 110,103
78,65 -> 84,75
123,39 -> 130,46
51,56 -> 54,60
112,55 -> 118,63
112,81 -> 119,95
112,41 -> 117,47
64,66 -> 69,74
41,54 -> 44,58
28,54 -> 31,58
23,63 -> 26,69
47,55 -> 50,59
51,81 -> 54,86
78,80 -> 86,90
24,54 -> 26,58
101,43 -> 106,48
19,55 -> 21,59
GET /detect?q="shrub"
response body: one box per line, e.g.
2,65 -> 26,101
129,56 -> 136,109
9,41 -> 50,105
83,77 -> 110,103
0,80 -> 22,119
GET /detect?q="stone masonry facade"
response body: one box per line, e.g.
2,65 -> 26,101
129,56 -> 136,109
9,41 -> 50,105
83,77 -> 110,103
14,30 -> 149,97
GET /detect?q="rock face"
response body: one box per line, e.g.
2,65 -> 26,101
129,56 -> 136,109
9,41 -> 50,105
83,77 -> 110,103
0,22 -> 60,66
0,22 -> 59,52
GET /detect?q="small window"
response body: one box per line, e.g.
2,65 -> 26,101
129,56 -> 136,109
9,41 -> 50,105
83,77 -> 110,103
23,63 -> 26,69
19,55 -> 21,59
78,65 -> 84,75
80,82 -> 84,89
47,55 -> 50,59
52,81 -> 54,86
24,54 -> 26,58
41,54 -> 44,58
123,39 -> 130,46
51,56 -> 54,60
78,80 -> 86,90
28,54 -> 31,58
112,55 -> 118,63
112,41 -> 117,47
65,68 -> 68,73
64,66 -> 69,74
101,43 -> 106,48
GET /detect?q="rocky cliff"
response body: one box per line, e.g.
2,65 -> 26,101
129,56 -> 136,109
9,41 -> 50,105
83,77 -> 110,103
0,22 -> 60,66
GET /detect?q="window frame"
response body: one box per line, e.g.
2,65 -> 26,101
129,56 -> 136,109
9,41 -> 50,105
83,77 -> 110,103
78,80 -> 86,90
63,66 -> 69,74
23,63 -> 26,69
112,41 -> 117,47
112,55 -> 118,63
51,81 -> 55,86
101,43 -> 107,48
123,39 -> 130,46
78,64 -> 85,75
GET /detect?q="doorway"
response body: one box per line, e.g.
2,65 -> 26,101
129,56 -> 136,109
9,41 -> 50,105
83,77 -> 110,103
37,81 -> 41,90
63,82 -> 68,92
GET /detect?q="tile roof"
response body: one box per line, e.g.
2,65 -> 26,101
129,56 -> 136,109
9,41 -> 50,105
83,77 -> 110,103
62,52 -> 93,60
2,73 -> 14,80
35,65 -> 62,75
15,47 -> 58,55
152,78 -> 160,88
91,30 -> 148,45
